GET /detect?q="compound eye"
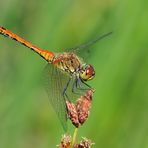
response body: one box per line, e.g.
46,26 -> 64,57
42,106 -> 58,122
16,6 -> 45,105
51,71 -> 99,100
80,65 -> 95,81
86,65 -> 95,75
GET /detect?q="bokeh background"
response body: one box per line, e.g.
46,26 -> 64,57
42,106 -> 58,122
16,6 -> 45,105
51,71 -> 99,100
0,0 -> 148,147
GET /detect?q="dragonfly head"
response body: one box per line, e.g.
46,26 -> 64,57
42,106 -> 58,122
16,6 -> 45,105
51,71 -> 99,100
80,64 -> 95,81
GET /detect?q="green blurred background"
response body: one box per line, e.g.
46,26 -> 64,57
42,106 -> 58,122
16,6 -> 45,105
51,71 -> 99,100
0,0 -> 148,147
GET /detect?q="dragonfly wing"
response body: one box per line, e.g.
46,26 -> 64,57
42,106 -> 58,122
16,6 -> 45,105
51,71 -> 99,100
43,64 -> 70,131
43,64 -> 91,131
65,32 -> 112,60
65,47 -> 91,61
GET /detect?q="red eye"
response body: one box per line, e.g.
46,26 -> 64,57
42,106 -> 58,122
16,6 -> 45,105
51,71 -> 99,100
80,64 -> 95,81
87,65 -> 95,76
86,69 -> 90,74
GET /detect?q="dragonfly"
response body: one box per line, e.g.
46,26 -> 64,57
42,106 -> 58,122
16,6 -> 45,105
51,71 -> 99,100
0,26 -> 112,130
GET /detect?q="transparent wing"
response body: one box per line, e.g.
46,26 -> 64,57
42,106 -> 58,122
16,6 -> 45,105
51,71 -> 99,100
43,64 -> 91,131
65,32 -> 112,59
43,64 -> 70,131
69,32 -> 112,52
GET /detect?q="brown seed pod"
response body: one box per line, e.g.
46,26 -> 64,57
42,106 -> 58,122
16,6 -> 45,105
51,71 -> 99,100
66,89 -> 94,128
59,134 -> 71,148
76,90 -> 94,125
74,137 -> 94,148
66,101 -> 80,128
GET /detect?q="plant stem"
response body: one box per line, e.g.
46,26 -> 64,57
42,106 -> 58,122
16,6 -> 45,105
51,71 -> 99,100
71,128 -> 78,148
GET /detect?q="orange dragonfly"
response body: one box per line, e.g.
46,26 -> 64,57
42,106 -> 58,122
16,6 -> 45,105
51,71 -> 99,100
0,26 -> 112,130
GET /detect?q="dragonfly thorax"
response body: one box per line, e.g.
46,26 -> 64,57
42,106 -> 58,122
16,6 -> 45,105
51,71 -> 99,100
53,52 -> 82,74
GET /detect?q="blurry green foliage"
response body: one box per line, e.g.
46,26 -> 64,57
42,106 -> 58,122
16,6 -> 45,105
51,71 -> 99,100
0,0 -> 148,147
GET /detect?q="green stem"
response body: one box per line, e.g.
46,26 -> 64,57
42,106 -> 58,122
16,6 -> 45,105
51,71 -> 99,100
71,128 -> 78,148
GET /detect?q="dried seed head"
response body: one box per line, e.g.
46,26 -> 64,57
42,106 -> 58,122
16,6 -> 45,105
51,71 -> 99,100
58,135 -> 94,148
66,89 -> 94,128
59,134 -> 71,148
75,137 -> 94,148
76,89 -> 94,125
66,101 -> 80,128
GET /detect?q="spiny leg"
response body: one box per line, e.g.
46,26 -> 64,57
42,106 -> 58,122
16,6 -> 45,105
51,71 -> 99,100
71,78 -> 82,95
71,77 -> 92,96
62,77 -> 72,101
77,78 -> 92,90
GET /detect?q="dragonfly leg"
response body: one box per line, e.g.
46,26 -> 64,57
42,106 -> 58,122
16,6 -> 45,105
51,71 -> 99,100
80,79 -> 92,89
62,77 -> 71,96
72,78 -> 76,93
71,77 -> 90,96
71,78 -> 81,95
62,77 -> 72,102
76,78 -> 92,91
63,92 -> 71,102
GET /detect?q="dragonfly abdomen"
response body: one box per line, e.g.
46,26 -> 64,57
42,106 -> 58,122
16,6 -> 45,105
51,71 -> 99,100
0,27 -> 54,63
